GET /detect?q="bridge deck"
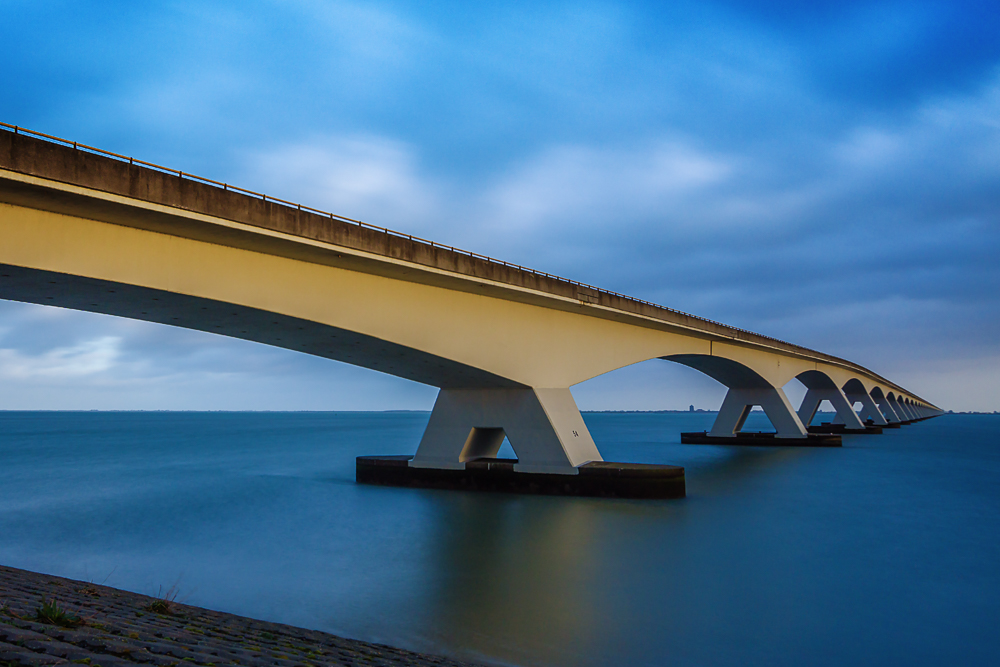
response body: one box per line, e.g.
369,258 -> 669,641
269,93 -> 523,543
0,125 -> 890,382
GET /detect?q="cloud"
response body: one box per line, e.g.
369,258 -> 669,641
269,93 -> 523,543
238,135 -> 442,229
481,141 -> 734,233
0,302 -> 437,410
2,1 -> 999,410
0,337 -> 122,380
239,66 -> 1000,301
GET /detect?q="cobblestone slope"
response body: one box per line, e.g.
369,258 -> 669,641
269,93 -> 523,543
0,566 -> 486,667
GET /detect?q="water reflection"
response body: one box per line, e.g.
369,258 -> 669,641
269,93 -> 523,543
417,493 -> 604,665
414,442 -> 809,665
686,446 -> 810,492
1,412 -> 996,667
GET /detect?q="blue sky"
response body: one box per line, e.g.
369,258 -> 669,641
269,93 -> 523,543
1,0 -> 998,411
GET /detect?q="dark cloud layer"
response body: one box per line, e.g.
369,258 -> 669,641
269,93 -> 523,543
0,1 -> 997,410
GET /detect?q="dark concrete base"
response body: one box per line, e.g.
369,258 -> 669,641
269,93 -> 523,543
356,455 -> 685,499
680,431 -> 842,447
882,422 -> 902,428
807,423 -> 883,435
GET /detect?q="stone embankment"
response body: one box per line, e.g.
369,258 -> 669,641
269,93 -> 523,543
0,566 -> 484,667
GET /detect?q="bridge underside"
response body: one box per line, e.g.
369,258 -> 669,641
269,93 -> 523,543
0,263 -> 521,390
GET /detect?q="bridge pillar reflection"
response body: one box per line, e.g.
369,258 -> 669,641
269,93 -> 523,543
410,388 -> 603,474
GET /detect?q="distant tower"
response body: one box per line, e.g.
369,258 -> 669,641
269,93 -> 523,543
689,405 -> 694,412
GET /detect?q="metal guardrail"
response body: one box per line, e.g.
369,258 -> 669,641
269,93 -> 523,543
0,121 -> 824,351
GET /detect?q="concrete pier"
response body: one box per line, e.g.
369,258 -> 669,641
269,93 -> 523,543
680,431 -> 842,447
357,456 -> 686,499
807,423 -> 883,435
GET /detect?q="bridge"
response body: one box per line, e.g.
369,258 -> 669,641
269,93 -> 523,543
0,124 -> 942,495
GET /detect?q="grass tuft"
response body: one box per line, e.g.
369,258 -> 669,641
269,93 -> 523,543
35,598 -> 83,628
146,582 -> 182,615
78,585 -> 101,598
147,599 -> 170,614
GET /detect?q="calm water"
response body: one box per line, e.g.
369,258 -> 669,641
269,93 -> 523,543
0,411 -> 997,666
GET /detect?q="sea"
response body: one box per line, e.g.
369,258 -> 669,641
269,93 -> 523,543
0,410 -> 997,666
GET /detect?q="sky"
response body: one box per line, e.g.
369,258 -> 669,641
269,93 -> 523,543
1,0 -> 998,411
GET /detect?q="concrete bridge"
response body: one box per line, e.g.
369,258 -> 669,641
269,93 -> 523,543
0,125 -> 942,480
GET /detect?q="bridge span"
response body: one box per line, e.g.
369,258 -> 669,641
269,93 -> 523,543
0,125 -> 941,486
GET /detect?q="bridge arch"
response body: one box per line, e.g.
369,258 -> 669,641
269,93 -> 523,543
663,354 -> 774,390
791,370 -> 866,430
896,394 -> 913,421
661,354 -> 807,438
869,386 -> 899,423
843,378 -> 869,396
842,378 -> 889,426
886,392 -> 911,422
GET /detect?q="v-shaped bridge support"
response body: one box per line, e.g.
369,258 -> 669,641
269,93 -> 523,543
708,386 -> 808,438
410,388 -> 602,474
796,371 -> 866,430
839,382 -> 888,426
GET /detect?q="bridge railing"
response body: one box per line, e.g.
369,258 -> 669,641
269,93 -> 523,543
0,120 -> 837,355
